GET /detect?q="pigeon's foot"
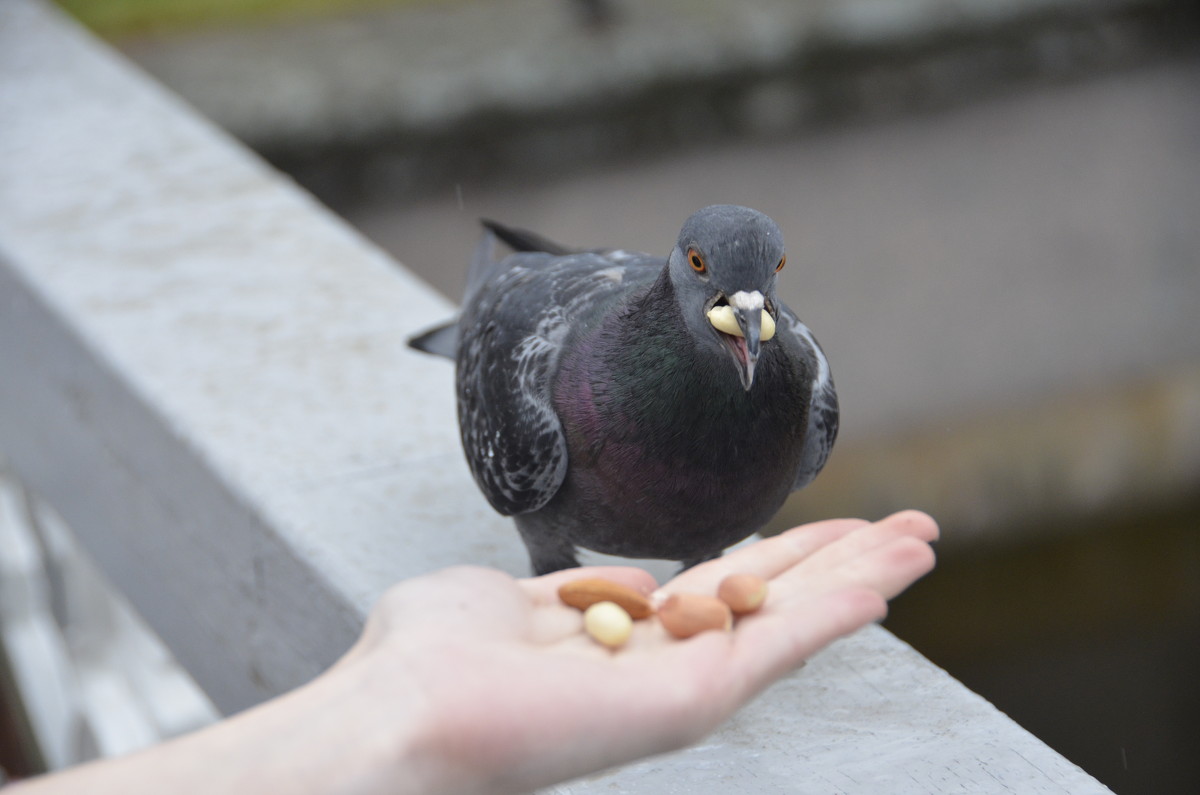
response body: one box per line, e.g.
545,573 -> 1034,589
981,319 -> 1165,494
529,548 -> 581,576
517,520 -> 581,575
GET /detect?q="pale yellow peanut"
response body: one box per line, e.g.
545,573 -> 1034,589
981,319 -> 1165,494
761,311 -> 776,340
705,306 -> 776,341
583,601 -> 633,648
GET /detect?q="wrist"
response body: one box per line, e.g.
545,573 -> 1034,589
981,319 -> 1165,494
256,654 -> 437,795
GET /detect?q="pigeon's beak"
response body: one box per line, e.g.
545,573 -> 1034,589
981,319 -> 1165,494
732,307 -> 762,391
707,294 -> 777,391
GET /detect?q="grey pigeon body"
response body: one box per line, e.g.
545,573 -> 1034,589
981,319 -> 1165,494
410,205 -> 838,574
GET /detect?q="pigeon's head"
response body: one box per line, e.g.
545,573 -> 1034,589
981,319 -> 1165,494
668,205 -> 787,391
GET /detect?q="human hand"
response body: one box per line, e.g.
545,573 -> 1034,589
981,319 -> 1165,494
338,510 -> 937,794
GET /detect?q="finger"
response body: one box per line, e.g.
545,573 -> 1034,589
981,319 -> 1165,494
786,510 -> 938,576
660,518 -> 870,595
841,534 -> 936,601
768,532 -> 936,608
878,509 -> 940,542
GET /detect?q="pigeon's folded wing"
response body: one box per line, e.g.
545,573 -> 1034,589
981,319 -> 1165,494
456,250 -> 658,515
775,304 -> 840,491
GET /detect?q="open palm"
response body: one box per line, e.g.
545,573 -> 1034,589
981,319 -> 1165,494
341,511 -> 938,794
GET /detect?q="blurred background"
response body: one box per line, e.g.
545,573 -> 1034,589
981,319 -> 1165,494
11,0 -> 1200,791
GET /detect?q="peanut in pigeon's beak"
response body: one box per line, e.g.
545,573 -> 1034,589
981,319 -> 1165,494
706,305 -> 776,341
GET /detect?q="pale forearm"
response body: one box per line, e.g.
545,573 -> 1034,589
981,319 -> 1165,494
7,656 -> 432,795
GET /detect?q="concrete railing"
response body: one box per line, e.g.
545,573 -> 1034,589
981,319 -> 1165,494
0,469 -> 220,770
0,1 -> 1110,791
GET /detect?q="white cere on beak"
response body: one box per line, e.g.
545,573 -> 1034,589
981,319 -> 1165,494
707,305 -> 776,341
729,291 -> 765,311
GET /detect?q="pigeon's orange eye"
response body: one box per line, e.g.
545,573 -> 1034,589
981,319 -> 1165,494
688,249 -> 706,273
776,255 -> 787,273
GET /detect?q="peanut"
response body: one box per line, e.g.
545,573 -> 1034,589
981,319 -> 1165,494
583,601 -> 633,648
717,574 -> 768,615
558,578 -> 654,619
657,593 -> 733,639
706,306 -> 776,341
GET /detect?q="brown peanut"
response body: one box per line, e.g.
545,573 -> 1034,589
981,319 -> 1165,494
717,574 -> 768,615
657,593 -> 733,639
558,578 -> 654,620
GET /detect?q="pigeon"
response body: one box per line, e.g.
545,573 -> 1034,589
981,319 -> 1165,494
410,205 -> 838,575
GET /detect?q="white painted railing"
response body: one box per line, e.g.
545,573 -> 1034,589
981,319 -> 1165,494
0,1 -> 1110,790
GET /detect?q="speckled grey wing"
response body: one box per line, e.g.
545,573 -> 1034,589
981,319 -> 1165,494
456,246 -> 659,516
775,303 -> 840,490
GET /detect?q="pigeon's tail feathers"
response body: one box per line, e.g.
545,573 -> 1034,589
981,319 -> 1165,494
407,320 -> 459,359
481,218 -> 575,256
462,227 -> 501,305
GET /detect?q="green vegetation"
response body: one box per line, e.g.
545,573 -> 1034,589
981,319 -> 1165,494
55,0 -> 433,37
